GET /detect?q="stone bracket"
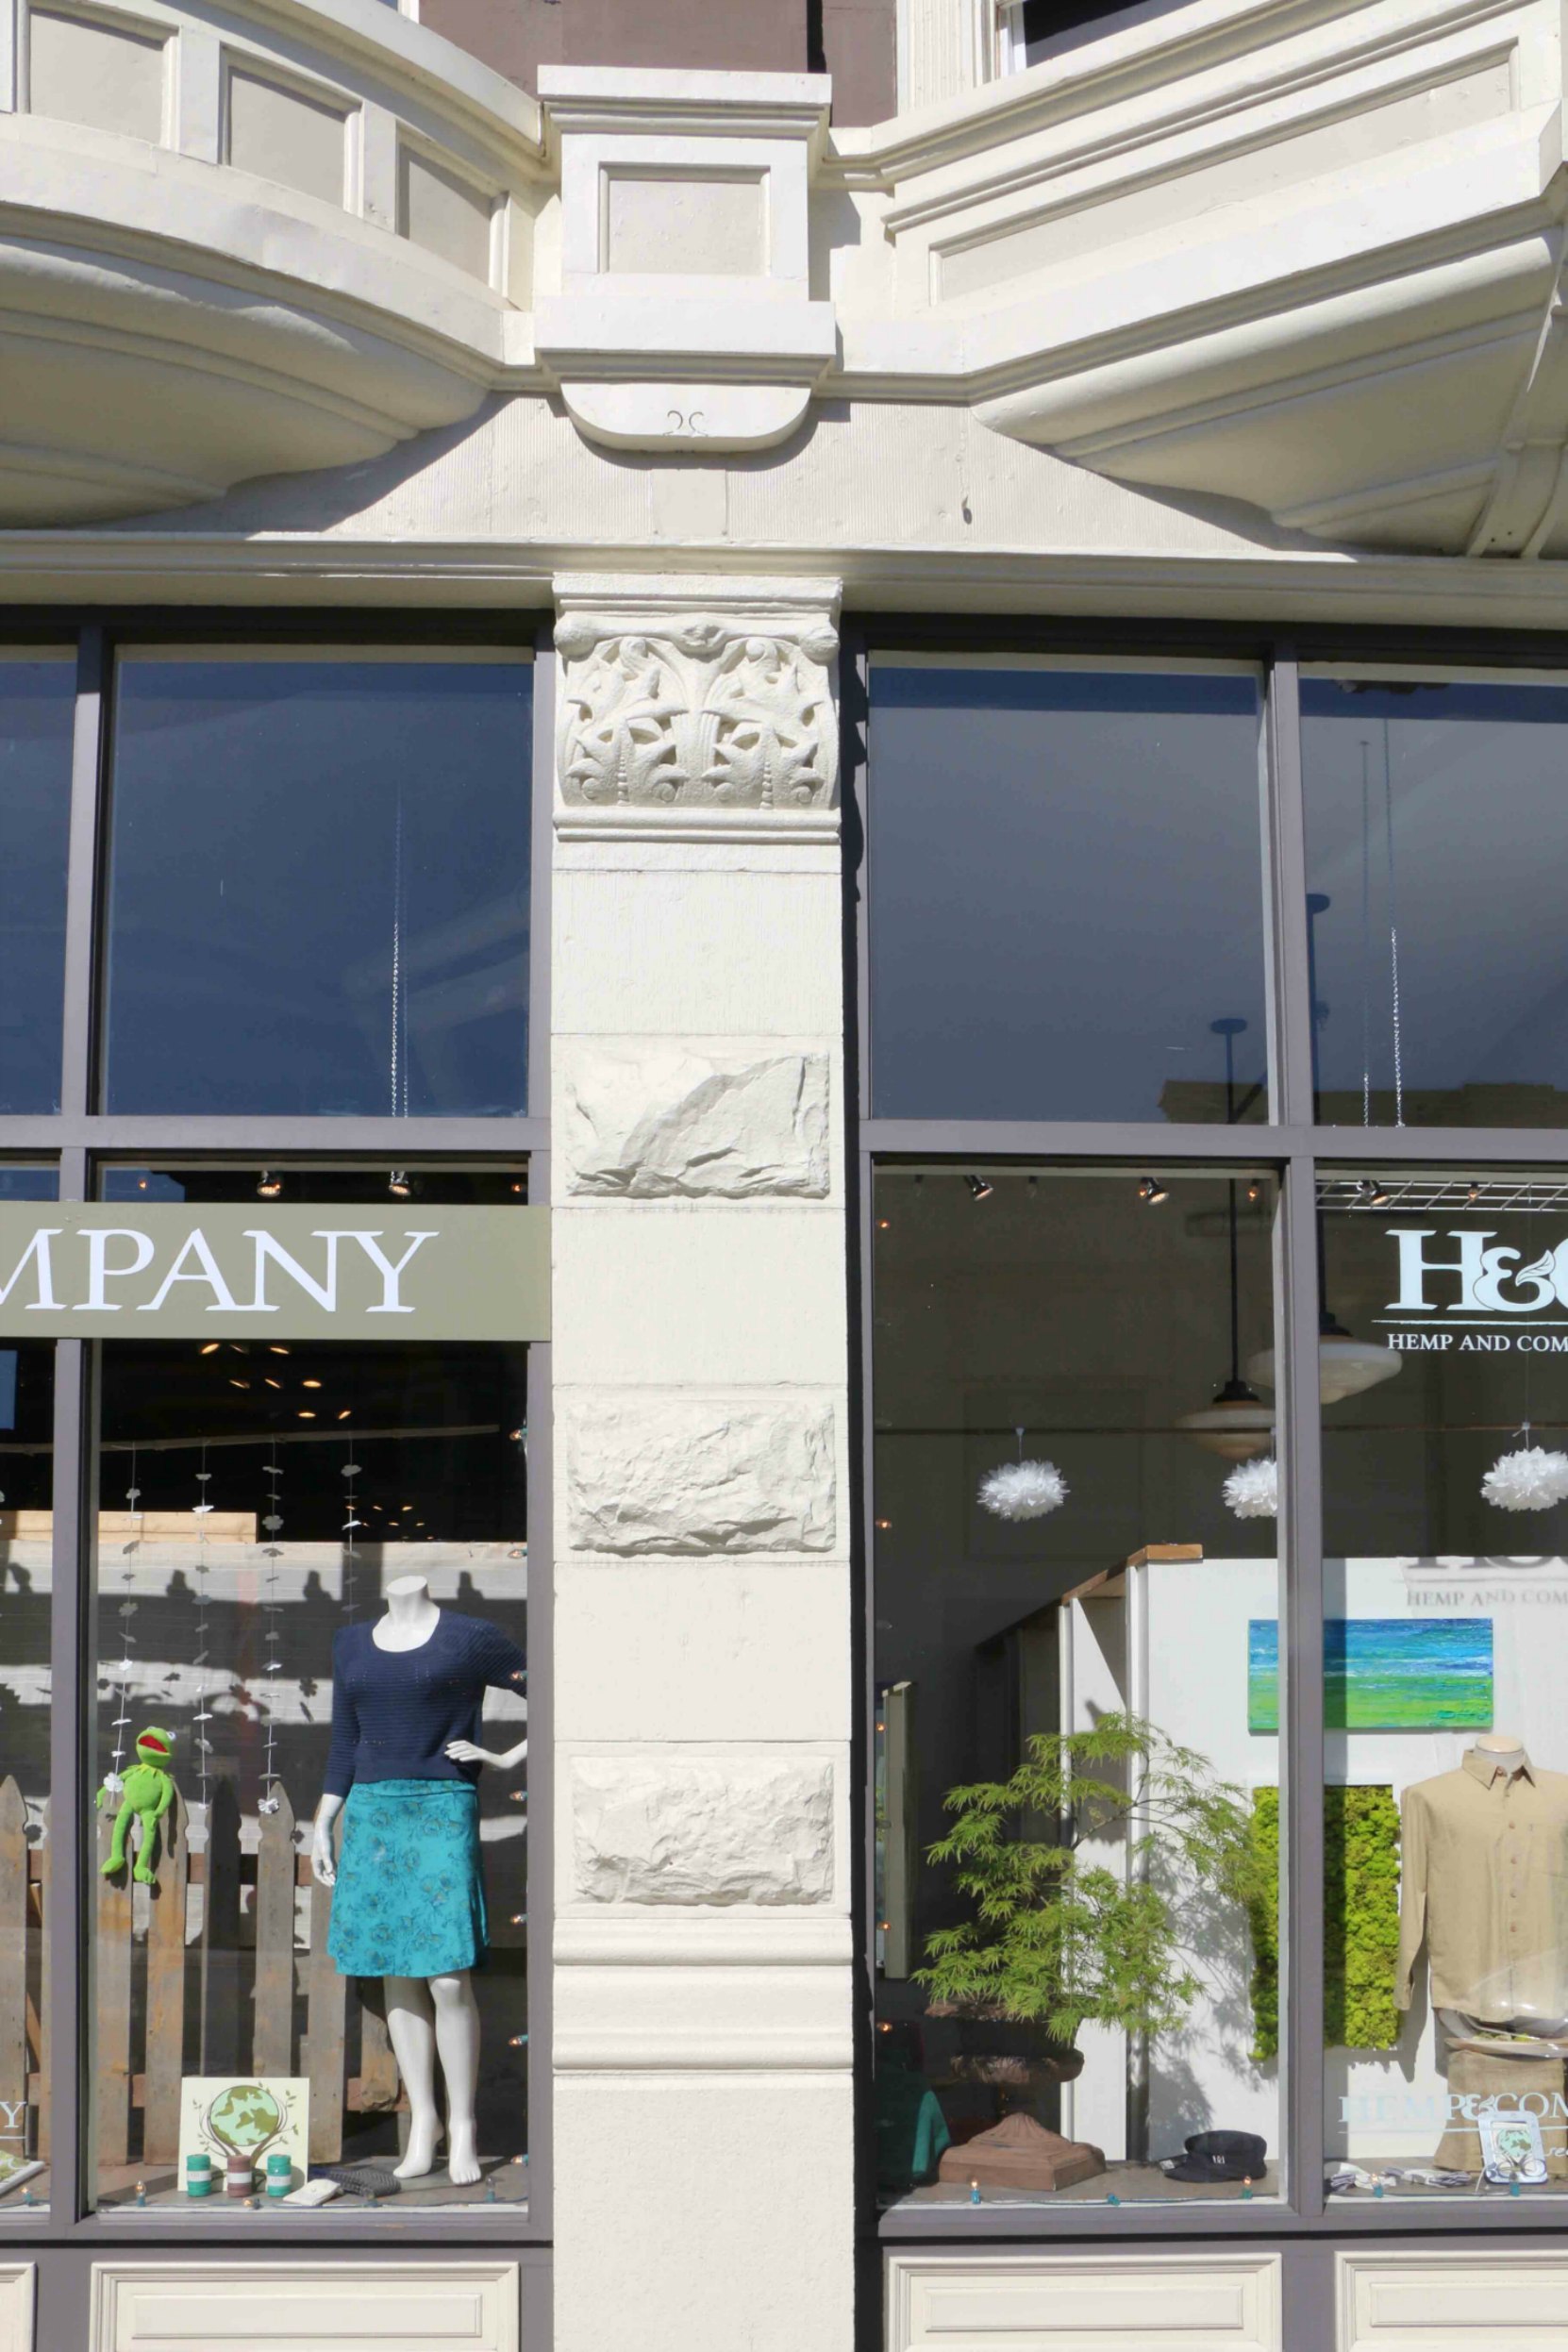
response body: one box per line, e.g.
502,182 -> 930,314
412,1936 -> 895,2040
536,68 -> 835,453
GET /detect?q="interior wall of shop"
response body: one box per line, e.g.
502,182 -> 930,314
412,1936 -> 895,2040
414,0 -> 900,121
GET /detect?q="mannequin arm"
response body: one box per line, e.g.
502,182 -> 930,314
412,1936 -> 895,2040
311,1793 -> 343,1887
445,1737 -> 528,1772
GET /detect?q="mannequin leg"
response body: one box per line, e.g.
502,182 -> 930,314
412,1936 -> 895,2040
430,1971 -> 481,2185
385,1976 -> 442,2179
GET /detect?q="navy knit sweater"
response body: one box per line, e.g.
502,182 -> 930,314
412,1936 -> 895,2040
324,1612 -> 527,1797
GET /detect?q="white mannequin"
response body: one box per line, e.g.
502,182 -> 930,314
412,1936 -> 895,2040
311,1576 -> 527,2185
1474,1730 -> 1529,1775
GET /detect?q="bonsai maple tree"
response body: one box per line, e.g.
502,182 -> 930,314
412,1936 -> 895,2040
916,1713 -> 1252,2047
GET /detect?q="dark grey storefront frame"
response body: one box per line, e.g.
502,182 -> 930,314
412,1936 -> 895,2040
845,616 -> 1568,2320
0,610 -> 556,2336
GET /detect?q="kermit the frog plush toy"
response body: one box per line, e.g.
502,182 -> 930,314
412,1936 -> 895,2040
98,1726 -> 176,1885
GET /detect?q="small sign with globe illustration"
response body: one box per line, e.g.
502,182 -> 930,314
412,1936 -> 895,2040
177,2077 -> 308,2197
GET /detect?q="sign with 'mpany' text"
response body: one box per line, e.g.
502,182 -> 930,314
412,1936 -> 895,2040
0,1205 -> 550,1341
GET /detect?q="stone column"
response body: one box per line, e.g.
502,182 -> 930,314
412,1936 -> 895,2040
550,575 -> 853,2352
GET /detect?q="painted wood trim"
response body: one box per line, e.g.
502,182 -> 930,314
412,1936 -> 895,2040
91,2260 -> 520,2352
0,2268 -> 33,2352
886,2250 -> 1282,2352
1340,2248 -> 1568,2350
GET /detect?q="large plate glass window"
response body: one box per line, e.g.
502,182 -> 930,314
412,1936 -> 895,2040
104,649 -> 532,1117
1318,1171 -> 1568,2204
1302,669 -> 1568,1127
0,652 -> 74,1115
867,660 -> 1269,1124
872,1166 -> 1282,2211
88,1170 -> 530,2215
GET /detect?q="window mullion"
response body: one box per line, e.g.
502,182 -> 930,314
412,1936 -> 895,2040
1279,1148 -> 1326,2221
48,1145 -> 93,2226
58,630 -> 107,1122
1263,652 -> 1316,1130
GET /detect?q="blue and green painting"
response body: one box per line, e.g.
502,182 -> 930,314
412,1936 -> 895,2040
1247,1618 -> 1493,1733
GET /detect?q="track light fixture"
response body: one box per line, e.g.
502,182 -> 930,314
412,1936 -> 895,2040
257,1170 -> 282,1199
1138,1176 -> 1169,1206
964,1175 -> 994,1202
388,1169 -> 412,1199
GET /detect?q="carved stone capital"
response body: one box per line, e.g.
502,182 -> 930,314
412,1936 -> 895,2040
554,574 -> 842,841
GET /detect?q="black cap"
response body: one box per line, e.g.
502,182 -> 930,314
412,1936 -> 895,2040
1160,2130 -> 1267,2184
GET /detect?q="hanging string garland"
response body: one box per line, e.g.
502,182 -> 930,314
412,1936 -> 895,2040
104,1448 -> 144,1797
257,1448 -> 285,1816
341,1450 -> 363,1623
1481,1431 -> 1568,1512
977,1426 -> 1068,1522
1225,1456 -> 1278,1520
191,1443 -> 215,1818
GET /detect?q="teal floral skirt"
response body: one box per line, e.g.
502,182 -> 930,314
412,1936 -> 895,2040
327,1779 -> 489,1979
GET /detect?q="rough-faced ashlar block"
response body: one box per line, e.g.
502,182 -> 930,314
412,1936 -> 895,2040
572,1755 -> 835,1905
564,1048 -> 830,1199
566,1397 -> 835,1555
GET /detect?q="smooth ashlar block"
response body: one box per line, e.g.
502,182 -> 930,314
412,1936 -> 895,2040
572,1754 -> 834,1905
566,1394 -> 835,1555
226,66 -> 348,209
28,8 -> 166,144
605,172 -> 764,277
563,1046 -> 829,1199
399,143 -> 494,283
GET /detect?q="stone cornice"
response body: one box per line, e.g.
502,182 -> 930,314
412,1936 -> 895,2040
7,537 -> 1568,626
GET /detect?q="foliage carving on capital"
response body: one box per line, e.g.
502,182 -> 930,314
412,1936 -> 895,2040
555,610 -> 839,814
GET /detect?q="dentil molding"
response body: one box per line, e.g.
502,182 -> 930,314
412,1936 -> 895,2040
554,575 -> 842,841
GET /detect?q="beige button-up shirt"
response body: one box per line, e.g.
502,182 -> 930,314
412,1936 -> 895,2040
1397,1751 -> 1568,2020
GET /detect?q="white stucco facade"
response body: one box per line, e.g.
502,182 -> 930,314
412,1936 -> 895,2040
7,0 -> 1568,2344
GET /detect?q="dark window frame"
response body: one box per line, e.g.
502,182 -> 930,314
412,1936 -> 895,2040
848,615 -> 1568,2245
0,609 -> 554,2251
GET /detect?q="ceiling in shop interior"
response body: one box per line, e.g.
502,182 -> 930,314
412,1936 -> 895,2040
0,0 -> 1564,550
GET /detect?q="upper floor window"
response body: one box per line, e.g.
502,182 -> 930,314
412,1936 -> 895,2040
867,659 -> 1267,1125
999,0 -> 1189,72
104,648 -> 532,1117
0,652 -> 74,1116
1302,671 -> 1568,1129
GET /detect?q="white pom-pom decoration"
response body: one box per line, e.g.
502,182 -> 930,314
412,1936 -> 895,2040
1481,1445 -> 1568,1512
978,1459 -> 1068,1522
1225,1456 -> 1278,1520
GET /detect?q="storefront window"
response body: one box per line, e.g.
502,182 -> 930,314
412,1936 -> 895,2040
104,651 -> 532,1117
867,663 -> 1268,1124
872,1167 -> 1282,2210
0,655 -> 75,1117
1318,1174 -> 1568,2201
1303,672 -> 1568,1127
85,1171 -> 531,2213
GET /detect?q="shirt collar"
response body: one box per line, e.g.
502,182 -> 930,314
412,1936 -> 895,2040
1464,1746 -> 1536,1788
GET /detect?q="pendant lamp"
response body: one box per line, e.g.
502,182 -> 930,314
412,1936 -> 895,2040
1246,1315 -> 1402,1408
1176,1020 -> 1276,1458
